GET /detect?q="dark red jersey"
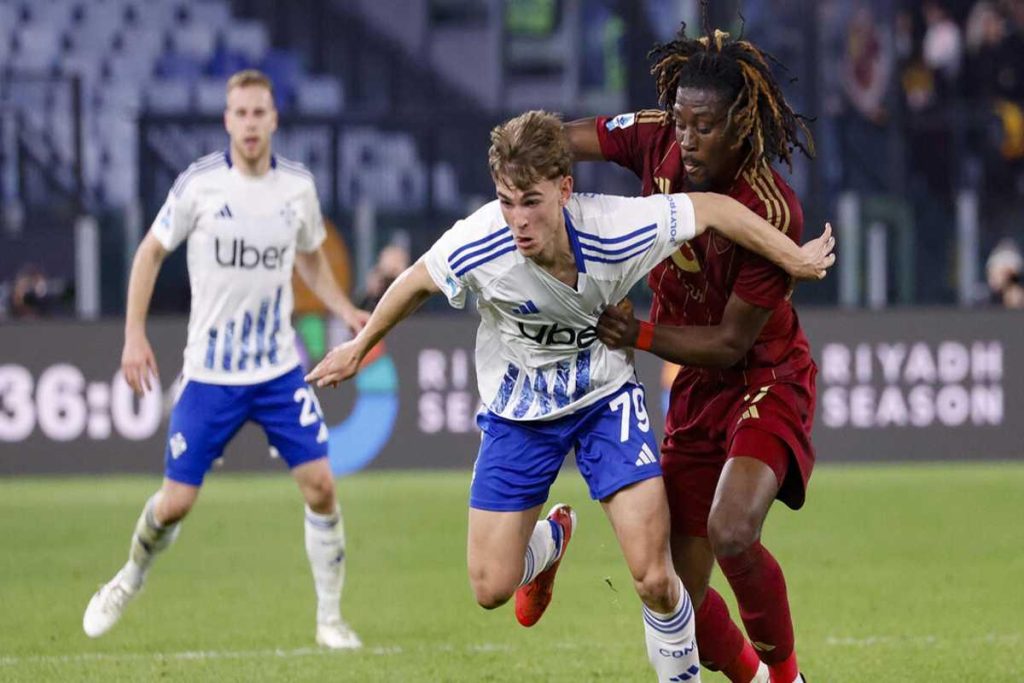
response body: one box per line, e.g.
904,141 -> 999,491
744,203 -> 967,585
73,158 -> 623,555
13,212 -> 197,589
596,110 -> 812,374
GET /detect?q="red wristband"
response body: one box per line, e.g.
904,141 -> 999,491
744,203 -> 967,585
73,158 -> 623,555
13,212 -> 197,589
636,321 -> 655,351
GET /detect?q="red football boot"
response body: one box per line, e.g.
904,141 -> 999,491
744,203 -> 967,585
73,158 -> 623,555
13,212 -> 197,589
514,503 -> 577,627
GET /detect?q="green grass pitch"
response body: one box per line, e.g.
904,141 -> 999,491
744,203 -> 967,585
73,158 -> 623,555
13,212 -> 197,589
1,463 -> 1022,682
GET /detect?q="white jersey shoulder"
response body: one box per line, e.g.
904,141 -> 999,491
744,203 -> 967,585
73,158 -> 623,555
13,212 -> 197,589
567,192 -> 696,285
149,150 -> 326,385
422,199 -> 518,309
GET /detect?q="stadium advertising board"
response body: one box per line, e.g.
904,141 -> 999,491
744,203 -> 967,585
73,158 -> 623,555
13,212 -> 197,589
1,311 -> 1021,476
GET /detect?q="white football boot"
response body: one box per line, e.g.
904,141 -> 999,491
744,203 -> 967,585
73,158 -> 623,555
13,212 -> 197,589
315,619 -> 362,650
82,569 -> 139,637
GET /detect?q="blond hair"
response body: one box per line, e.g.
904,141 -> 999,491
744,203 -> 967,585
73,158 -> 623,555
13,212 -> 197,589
225,69 -> 275,99
488,110 -> 572,190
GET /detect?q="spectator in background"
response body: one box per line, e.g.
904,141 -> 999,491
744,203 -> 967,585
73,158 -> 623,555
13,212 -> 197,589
840,5 -> 895,192
986,238 -> 1024,307
965,1 -> 1024,101
359,243 -> 411,311
10,264 -> 65,318
922,0 -> 964,97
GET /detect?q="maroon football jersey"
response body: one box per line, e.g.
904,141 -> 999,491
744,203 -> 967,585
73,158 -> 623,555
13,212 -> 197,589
596,110 -> 812,372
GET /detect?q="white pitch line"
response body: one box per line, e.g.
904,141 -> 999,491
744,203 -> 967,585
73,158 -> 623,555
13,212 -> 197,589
0,645 -> 400,667
826,633 -> 1021,648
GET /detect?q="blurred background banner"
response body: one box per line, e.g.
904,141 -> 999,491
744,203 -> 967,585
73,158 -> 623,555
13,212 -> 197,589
2,310 -> 1020,475
1,0 -> 1023,473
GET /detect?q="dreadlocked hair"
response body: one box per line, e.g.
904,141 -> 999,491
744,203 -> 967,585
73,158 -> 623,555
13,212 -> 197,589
647,10 -> 814,173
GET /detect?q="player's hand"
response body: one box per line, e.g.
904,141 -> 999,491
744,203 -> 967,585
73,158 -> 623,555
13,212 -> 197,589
121,334 -> 159,395
792,222 -> 836,280
342,307 -> 371,334
305,340 -> 364,388
596,301 -> 640,349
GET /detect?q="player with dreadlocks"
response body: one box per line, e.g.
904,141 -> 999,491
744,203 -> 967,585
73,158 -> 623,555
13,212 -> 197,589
566,13 -> 818,683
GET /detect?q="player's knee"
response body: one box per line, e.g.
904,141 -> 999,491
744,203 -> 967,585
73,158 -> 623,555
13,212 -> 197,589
470,579 -> 514,610
301,472 -> 337,513
155,493 -> 193,525
631,566 -> 676,609
468,566 -> 515,609
707,511 -> 760,559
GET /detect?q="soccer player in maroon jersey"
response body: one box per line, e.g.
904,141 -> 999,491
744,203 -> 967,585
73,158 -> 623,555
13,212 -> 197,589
566,22 -> 818,683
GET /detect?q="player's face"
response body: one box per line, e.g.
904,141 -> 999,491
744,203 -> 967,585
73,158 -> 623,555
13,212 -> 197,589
495,175 -> 573,260
673,86 -> 743,192
224,85 -> 278,168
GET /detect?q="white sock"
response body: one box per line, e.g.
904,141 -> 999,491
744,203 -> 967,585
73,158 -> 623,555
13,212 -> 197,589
519,517 -> 561,587
643,578 -> 700,682
304,504 -> 346,625
123,494 -> 180,590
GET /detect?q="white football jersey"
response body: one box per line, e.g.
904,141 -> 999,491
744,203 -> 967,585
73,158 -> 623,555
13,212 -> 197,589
423,192 -> 696,421
151,151 -> 326,385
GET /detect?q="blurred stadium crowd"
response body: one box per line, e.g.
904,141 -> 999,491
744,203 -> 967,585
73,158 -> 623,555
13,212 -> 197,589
0,0 -> 1023,319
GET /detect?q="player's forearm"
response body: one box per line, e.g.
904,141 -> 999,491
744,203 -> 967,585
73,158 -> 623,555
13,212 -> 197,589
563,117 -> 605,161
352,261 -> 436,355
124,234 -> 167,339
689,193 -> 803,275
295,250 -> 358,320
645,324 -> 748,368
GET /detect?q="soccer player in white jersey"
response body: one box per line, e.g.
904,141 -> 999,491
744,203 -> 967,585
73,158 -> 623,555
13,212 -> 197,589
306,110 -> 834,681
82,70 -> 369,650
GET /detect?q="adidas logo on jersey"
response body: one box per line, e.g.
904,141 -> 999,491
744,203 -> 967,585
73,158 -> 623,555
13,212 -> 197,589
634,443 -> 656,466
512,300 -> 540,315
215,203 -> 233,219
169,432 -> 187,459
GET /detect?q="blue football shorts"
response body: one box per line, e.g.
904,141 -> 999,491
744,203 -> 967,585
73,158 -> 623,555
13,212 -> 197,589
470,381 -> 661,511
163,365 -> 328,486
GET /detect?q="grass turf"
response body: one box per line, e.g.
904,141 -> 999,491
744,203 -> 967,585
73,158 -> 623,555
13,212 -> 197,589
1,463 -> 1022,681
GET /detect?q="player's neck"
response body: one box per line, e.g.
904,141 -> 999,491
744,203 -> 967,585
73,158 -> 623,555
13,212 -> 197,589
531,223 -> 578,287
231,147 -> 273,177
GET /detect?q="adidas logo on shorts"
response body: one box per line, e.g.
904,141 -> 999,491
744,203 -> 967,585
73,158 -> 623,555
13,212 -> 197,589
634,443 -> 656,466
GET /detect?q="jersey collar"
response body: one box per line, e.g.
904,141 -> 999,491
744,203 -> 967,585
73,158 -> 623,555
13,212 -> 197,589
223,149 -> 278,170
562,207 -> 587,274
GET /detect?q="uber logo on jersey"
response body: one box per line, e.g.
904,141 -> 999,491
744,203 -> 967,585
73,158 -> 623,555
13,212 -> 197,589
214,238 -> 290,270
517,321 -> 598,348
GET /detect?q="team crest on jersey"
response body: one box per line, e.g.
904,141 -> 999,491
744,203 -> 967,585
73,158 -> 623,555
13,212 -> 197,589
605,113 -> 636,131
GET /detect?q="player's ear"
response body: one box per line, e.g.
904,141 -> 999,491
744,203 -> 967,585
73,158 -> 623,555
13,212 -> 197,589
559,175 -> 573,206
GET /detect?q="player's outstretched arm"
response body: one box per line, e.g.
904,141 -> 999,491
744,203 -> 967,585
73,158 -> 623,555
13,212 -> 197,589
122,232 -> 168,395
563,117 -> 605,161
686,192 -> 835,280
294,248 -> 370,333
306,259 -> 439,388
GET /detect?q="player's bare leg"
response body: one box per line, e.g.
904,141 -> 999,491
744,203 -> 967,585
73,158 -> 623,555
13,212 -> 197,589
602,477 -> 700,682
467,505 -> 548,611
672,535 -> 768,683
709,455 -> 800,683
293,457 -> 360,650
82,478 -> 194,637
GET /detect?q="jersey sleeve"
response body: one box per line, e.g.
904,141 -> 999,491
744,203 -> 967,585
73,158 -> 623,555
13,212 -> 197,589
580,193 -> 697,292
149,182 -> 197,252
421,219 -> 477,310
595,110 -> 668,177
733,195 -> 804,310
296,181 -> 327,253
